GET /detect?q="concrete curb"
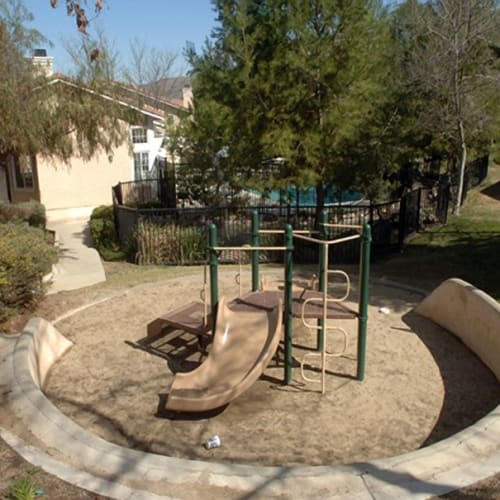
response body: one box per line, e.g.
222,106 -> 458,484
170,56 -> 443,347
3,279 -> 500,499
0,428 -> 172,500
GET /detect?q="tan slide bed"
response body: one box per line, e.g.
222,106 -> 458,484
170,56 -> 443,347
165,296 -> 282,413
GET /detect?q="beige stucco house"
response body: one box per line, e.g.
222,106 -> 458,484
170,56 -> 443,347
0,57 -> 191,218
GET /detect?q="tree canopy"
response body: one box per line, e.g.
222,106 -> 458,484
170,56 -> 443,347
397,0 -> 500,213
0,0 -> 132,161
179,0 -> 401,208
25,0 -> 500,209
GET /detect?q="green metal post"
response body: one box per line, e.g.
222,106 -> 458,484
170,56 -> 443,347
317,210 -> 328,351
357,223 -> 371,381
251,210 -> 260,291
209,224 -> 219,322
284,224 -> 294,384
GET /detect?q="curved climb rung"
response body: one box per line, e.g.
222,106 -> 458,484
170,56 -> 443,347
325,326 -> 348,356
300,326 -> 348,380
300,352 -> 322,383
326,270 -> 351,302
300,295 -> 348,329
301,297 -> 323,330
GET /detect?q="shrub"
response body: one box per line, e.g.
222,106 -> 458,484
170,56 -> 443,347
89,205 -> 126,261
136,221 -> 206,265
0,223 -> 58,323
0,201 -> 46,228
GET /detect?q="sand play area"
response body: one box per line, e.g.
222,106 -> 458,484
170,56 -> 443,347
42,269 -> 500,467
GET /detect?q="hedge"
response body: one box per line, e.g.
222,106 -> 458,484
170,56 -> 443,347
0,222 -> 57,323
90,205 -> 127,261
0,200 -> 47,228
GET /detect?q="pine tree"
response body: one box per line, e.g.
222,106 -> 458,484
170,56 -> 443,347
183,0 -> 396,211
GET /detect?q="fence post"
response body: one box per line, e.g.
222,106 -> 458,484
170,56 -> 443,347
284,224 -> 294,385
252,210 -> 260,291
398,193 -> 407,248
437,174 -> 450,224
416,188 -> 422,232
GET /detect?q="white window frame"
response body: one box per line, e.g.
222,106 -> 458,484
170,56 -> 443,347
131,126 -> 148,144
134,152 -> 149,179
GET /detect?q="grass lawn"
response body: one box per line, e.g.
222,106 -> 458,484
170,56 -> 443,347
374,161 -> 500,300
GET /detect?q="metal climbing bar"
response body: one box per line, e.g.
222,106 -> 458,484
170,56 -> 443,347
293,233 -> 361,246
321,223 -> 363,230
211,246 -> 287,251
259,229 -> 318,235
297,229 -> 354,393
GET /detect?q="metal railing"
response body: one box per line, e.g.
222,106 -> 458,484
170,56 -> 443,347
113,194 -> 419,265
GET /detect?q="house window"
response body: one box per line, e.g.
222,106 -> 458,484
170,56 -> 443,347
134,152 -> 149,179
131,127 -> 147,144
10,155 -> 34,190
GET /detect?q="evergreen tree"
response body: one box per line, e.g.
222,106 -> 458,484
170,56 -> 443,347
183,0 -> 396,210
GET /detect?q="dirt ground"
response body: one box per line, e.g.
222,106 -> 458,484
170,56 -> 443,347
38,269 -> 500,468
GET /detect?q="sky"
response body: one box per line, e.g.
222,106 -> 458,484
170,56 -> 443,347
23,1 -> 219,76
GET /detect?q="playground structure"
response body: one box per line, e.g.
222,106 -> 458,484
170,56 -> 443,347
148,210 -> 371,411
6,276 -> 500,498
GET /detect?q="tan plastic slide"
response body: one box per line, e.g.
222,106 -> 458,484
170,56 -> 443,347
165,296 -> 282,412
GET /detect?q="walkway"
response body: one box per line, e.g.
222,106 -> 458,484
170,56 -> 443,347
46,214 -> 106,294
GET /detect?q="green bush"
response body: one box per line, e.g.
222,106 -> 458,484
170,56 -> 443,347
0,201 -> 46,228
89,205 -> 126,261
0,223 -> 58,323
137,221 -> 206,265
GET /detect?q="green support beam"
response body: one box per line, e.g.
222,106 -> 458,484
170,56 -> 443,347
209,224 -> 219,323
357,223 -> 372,380
317,210 -> 328,351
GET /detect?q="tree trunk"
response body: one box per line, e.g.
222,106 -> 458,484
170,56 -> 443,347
315,183 -> 325,228
454,118 -> 467,215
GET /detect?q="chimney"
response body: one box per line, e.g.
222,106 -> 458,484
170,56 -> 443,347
32,49 -> 54,77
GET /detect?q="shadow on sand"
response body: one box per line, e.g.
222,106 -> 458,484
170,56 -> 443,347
403,311 -> 500,447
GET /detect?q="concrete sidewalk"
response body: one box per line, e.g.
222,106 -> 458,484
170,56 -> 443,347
46,216 -> 106,294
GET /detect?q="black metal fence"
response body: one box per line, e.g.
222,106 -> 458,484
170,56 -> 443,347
112,170 -> 172,207
111,154 -> 491,266
114,192 -> 421,265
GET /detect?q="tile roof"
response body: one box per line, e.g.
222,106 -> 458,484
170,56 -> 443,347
47,74 -> 189,119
